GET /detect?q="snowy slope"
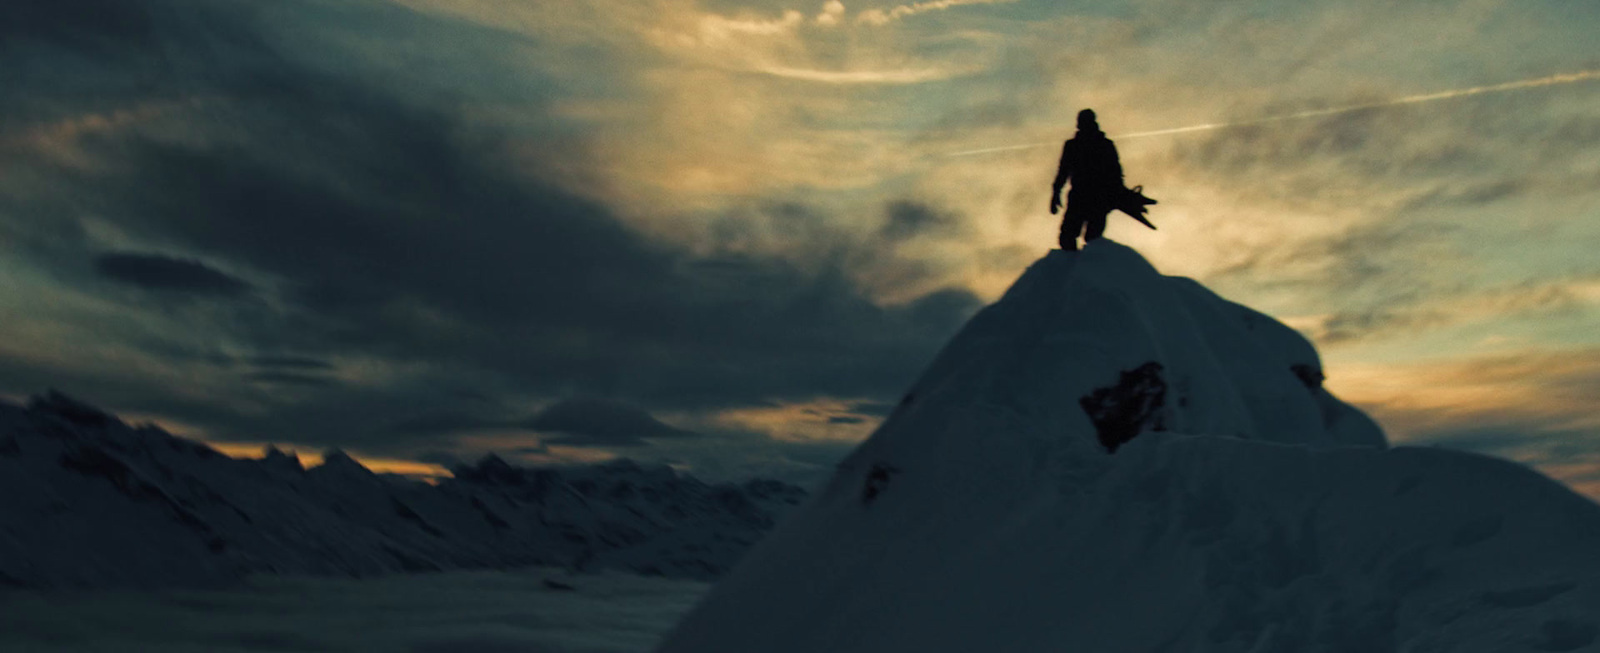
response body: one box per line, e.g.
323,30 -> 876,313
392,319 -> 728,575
658,240 -> 1600,653
0,568 -> 709,653
0,394 -> 805,589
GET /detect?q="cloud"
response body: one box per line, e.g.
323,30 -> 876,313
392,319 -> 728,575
642,0 -> 999,88
245,371 -> 339,387
846,400 -> 896,416
816,1 -> 846,26
387,411 -> 503,437
699,9 -> 807,39
0,0 -> 988,470
904,0 -> 1600,312
1297,276 -> 1600,346
1333,349 -> 1600,433
0,0 -> 159,52
412,450 -> 465,467
1327,347 -> 1600,500
525,397 -> 697,447
245,356 -> 335,371
1112,69 -> 1600,142
856,0 -> 1017,26
93,252 -> 254,297
880,200 -> 965,241
748,63 -> 979,84
6,0 -> 1597,488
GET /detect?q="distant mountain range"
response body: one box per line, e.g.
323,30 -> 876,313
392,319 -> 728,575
0,392 -> 806,589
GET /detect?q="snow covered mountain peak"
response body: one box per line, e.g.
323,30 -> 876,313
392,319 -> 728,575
312,448 -> 376,479
0,395 -> 807,589
827,238 -> 1384,505
658,240 -> 1600,653
261,446 -> 305,473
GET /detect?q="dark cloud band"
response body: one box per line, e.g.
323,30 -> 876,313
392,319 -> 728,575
0,0 -> 979,470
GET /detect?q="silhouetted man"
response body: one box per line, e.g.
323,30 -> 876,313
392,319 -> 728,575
1049,109 -> 1123,250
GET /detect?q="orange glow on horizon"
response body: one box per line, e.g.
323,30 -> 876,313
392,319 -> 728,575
206,441 -> 454,479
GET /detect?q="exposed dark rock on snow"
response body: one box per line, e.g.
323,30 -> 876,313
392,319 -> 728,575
1080,361 -> 1169,452
0,395 -> 807,589
861,463 -> 900,505
1290,363 -> 1325,390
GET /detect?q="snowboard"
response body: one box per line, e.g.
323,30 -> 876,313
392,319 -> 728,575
1116,185 -> 1158,230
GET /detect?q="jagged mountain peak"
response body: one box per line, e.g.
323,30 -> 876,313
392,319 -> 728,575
26,390 -> 121,431
314,448 -> 371,474
452,453 -> 522,484
0,396 -> 807,589
261,446 -> 304,472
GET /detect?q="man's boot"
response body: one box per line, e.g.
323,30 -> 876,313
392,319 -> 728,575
1059,221 -> 1079,250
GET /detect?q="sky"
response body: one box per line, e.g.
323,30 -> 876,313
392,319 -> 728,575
1,0 -> 1597,492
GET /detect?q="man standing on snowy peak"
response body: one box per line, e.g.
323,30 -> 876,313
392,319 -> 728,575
1049,109 -> 1124,251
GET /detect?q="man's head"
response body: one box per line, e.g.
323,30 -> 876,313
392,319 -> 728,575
1077,109 -> 1098,130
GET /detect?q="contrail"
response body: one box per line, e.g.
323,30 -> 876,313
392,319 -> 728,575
944,69 -> 1600,157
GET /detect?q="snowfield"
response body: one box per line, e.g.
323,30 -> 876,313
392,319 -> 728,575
658,240 -> 1600,653
0,568 -> 705,653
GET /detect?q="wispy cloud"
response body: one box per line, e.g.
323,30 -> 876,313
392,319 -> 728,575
1292,276 -> 1600,346
1331,349 -> 1600,439
857,0 -> 1018,26
0,98 -> 216,169
751,62 -> 980,83
816,0 -> 847,26
1120,69 -> 1600,139
93,252 -> 256,297
1331,347 -> 1600,500
652,2 -> 997,85
945,69 -> 1600,156
698,9 -> 807,40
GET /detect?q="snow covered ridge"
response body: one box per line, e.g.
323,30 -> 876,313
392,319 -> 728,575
659,240 -> 1600,653
0,393 -> 806,589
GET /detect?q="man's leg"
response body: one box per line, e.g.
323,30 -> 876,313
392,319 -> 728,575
1058,214 -> 1084,250
1084,212 -> 1108,242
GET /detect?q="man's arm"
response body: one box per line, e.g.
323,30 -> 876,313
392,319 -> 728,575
1050,140 -> 1073,214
